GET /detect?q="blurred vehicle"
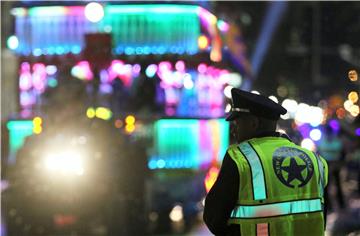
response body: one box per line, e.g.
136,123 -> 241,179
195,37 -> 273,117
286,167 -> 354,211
2,116 -> 134,235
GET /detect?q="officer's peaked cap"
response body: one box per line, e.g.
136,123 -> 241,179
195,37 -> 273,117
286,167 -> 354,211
226,88 -> 287,121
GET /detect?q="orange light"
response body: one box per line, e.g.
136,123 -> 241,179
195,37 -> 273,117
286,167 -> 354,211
114,119 -> 123,128
348,70 -> 358,82
125,115 -> 135,125
348,91 -> 359,103
204,166 -> 219,193
198,35 -> 209,50
336,108 -> 346,119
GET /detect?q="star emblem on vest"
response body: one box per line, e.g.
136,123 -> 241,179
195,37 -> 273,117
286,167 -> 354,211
272,147 -> 314,188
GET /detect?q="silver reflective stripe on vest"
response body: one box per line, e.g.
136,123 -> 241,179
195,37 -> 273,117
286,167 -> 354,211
315,153 -> 325,197
230,198 -> 322,219
239,142 -> 266,200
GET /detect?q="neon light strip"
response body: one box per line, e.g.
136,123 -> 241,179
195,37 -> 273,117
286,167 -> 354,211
149,119 -> 229,169
11,4 -> 221,56
106,4 -> 199,14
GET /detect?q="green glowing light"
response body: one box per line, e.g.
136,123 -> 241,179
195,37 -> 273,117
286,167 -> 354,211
106,4 -> 199,14
29,6 -> 68,17
152,119 -> 229,169
101,4 -> 200,54
10,8 -> 27,17
6,120 -> 34,164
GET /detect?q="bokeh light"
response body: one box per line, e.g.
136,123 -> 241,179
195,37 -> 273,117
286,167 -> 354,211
7,35 -> 19,50
301,138 -> 316,151
349,104 -> 359,117
309,129 -> 322,141
348,70 -> 358,82
86,107 -> 96,119
125,115 -> 135,125
344,100 -> 353,111
348,91 -> 359,103
84,2 -> 104,23
169,205 -> 183,222
198,35 -> 209,50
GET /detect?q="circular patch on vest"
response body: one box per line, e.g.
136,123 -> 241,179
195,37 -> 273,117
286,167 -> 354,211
272,147 -> 314,188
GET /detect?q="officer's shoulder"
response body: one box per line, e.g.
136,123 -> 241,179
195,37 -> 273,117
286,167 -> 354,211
225,144 -> 241,157
227,144 -> 239,152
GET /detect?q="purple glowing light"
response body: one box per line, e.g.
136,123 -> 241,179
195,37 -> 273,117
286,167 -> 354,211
329,119 -> 340,132
355,128 -> 360,136
132,64 -> 141,75
297,124 -> 311,138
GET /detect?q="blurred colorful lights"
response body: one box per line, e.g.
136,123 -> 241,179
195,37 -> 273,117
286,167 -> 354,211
329,119 -> 340,132
84,2 -> 104,23
204,166 -> 220,193
7,35 -> 19,50
86,107 -> 96,119
149,119 -> 229,169
145,64 -> 158,78
217,20 -> 230,32
355,128 -> 360,136
301,138 -> 316,151
95,107 -> 112,120
348,91 -> 359,103
348,70 -> 358,82
309,129 -> 322,141
198,35 -> 209,50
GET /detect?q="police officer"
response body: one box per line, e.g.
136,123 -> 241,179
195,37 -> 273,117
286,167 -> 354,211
203,88 -> 328,236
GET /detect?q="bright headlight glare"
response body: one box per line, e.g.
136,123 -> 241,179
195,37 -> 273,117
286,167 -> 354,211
44,150 -> 84,176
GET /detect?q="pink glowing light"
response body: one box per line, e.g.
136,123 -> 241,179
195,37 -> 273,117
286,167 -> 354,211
76,61 -> 93,81
111,60 -> 125,74
67,6 -> 85,16
198,63 -> 207,74
133,64 -> 141,75
19,72 -> 32,91
21,62 -> 31,72
159,61 -> 172,72
32,63 -> 47,92
217,20 -> 230,32
175,60 -> 185,72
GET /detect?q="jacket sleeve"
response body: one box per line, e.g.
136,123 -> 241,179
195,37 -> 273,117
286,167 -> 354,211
203,152 -> 239,235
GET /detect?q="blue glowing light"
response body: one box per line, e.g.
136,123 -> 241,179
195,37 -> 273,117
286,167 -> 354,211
355,128 -> 360,136
33,48 -> 42,56
148,160 -> 157,169
251,2 -> 288,79
145,64 -> 158,78
71,46 -> 81,54
156,159 -> 166,169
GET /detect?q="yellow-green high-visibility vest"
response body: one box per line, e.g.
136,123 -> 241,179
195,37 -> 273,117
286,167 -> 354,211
227,137 -> 328,236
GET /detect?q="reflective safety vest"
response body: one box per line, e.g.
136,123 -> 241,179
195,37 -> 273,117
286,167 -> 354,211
227,137 -> 328,236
